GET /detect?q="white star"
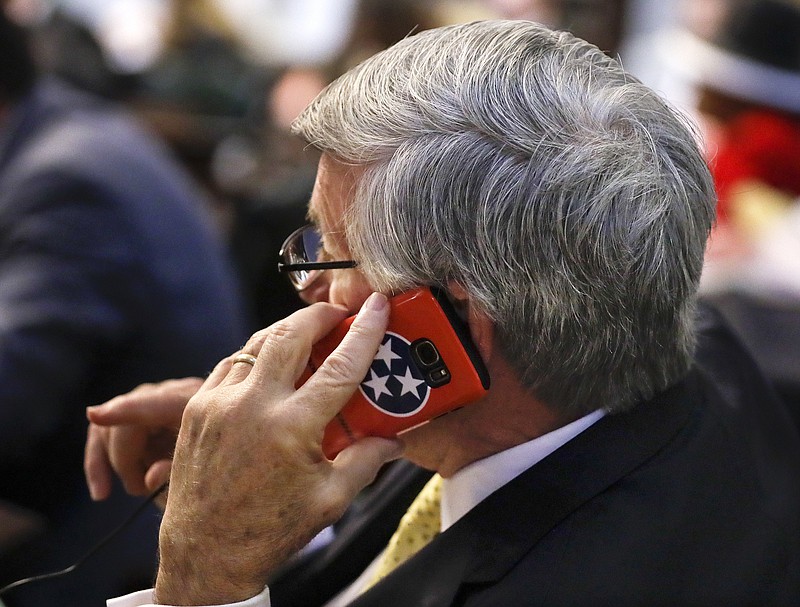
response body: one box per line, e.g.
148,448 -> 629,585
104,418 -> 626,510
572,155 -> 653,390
363,369 -> 392,400
395,366 -> 426,396
374,339 -> 402,368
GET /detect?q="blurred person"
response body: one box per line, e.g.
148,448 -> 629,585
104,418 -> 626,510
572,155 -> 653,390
709,198 -> 800,430
625,0 -> 800,256
328,0 -> 441,74
85,20 -> 800,607
0,8 -> 250,606
263,0 -> 442,160
616,0 -> 718,112
222,66 -> 323,328
688,0 -> 800,234
226,0 -> 442,328
671,0 -> 800,426
133,0 -> 265,202
27,8 -> 141,101
482,0 -> 629,54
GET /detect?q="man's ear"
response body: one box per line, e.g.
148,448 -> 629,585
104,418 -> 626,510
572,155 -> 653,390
446,282 -> 495,363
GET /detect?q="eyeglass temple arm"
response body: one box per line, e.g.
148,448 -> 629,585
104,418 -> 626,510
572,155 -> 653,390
277,260 -> 358,273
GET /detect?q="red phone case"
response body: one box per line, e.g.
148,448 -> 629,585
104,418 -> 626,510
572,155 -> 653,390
302,287 -> 490,458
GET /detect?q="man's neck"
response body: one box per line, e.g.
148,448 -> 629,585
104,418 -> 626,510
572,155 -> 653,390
399,357 -> 574,478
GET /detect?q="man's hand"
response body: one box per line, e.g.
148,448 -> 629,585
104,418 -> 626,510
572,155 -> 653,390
155,293 -> 403,605
84,377 -> 203,502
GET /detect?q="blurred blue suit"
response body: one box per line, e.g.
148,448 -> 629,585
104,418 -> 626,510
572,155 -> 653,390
0,78 -> 251,606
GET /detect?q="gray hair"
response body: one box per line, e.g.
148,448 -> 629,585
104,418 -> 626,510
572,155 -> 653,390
292,20 -> 716,416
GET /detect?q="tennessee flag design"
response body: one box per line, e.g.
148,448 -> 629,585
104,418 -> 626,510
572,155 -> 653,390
359,332 -> 431,416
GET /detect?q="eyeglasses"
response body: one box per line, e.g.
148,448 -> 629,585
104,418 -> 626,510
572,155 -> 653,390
278,224 -> 357,291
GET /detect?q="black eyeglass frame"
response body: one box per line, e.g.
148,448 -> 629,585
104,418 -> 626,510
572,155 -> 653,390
277,260 -> 358,273
277,224 -> 358,290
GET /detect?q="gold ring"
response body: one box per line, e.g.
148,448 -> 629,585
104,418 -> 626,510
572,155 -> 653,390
233,353 -> 257,367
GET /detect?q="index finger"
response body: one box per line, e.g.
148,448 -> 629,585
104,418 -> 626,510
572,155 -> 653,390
86,377 -> 202,427
235,302 -> 351,388
298,292 -> 390,422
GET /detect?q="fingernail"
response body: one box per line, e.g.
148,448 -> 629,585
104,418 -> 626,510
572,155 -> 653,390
355,293 -> 388,322
365,292 -> 388,311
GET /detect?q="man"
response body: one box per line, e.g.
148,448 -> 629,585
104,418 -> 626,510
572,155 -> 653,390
0,9 -> 250,607
87,20 -> 800,607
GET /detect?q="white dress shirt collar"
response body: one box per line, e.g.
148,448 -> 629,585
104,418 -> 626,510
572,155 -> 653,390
440,408 -> 606,531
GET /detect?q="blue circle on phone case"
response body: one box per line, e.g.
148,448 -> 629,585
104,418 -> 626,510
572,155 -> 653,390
359,332 -> 430,416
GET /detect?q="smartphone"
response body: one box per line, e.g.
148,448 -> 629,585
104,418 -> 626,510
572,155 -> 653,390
302,287 -> 490,458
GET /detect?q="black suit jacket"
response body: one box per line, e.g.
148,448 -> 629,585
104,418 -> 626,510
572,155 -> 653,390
271,305 -> 800,606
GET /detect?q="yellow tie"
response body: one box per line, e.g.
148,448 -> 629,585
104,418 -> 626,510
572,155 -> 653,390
367,473 -> 443,588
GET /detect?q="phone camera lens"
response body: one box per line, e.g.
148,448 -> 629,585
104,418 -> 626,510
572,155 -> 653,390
413,340 -> 440,367
410,339 -> 451,388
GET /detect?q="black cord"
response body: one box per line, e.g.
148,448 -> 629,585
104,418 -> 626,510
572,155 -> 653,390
0,482 -> 168,598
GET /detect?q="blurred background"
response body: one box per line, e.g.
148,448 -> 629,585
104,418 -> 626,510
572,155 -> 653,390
1,0 -> 798,605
